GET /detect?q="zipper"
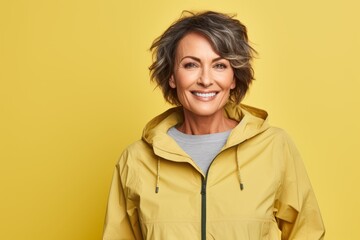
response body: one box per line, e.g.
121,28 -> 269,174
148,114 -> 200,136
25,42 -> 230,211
200,146 -> 234,239
201,176 -> 207,240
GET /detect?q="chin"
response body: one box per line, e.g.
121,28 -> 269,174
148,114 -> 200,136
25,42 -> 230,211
186,106 -> 224,117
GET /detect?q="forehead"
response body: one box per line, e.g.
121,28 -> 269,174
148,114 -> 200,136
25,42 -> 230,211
175,32 -> 219,59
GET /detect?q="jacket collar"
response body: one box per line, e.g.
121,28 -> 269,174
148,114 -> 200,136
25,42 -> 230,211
142,103 -> 269,162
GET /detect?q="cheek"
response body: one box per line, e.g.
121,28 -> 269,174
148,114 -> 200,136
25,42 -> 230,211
175,70 -> 199,87
218,72 -> 235,89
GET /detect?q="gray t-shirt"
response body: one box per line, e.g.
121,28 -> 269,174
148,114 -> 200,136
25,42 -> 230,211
167,126 -> 231,174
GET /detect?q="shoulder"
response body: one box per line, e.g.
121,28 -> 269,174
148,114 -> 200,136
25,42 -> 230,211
117,139 -> 155,167
259,126 -> 293,142
259,127 -> 300,158
264,127 -> 303,172
265,126 -> 290,138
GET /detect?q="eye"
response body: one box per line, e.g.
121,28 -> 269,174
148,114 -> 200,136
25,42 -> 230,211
214,63 -> 227,70
183,62 -> 198,69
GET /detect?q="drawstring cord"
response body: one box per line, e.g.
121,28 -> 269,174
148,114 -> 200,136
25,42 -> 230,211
236,146 -> 244,191
155,158 -> 160,193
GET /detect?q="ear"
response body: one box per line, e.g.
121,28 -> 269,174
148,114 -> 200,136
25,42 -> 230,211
169,75 -> 176,89
230,78 -> 236,89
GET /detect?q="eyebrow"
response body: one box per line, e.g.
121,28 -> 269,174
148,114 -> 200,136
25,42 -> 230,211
180,56 -> 224,63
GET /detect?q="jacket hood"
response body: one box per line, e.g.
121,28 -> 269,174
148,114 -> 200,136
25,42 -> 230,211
142,102 -> 270,192
142,102 -> 270,148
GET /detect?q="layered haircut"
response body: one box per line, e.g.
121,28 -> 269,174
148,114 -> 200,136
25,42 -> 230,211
149,11 -> 257,105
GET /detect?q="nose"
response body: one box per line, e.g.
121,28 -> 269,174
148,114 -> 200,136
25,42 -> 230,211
197,67 -> 213,87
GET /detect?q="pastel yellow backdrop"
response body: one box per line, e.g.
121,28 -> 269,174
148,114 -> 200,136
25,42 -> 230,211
1,0 -> 359,239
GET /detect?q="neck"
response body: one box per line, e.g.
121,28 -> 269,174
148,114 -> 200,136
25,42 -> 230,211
177,109 -> 238,135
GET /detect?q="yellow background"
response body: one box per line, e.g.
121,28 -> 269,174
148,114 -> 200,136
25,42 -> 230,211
1,0 -> 359,239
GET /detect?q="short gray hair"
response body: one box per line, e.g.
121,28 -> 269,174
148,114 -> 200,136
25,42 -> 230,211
149,11 -> 257,105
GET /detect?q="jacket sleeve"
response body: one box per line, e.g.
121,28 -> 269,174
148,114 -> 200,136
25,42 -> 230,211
103,151 -> 142,240
274,133 -> 325,240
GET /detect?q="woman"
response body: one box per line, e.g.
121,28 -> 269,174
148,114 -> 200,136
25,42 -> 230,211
103,11 -> 325,240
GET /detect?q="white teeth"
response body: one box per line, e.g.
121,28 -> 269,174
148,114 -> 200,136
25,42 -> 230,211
193,92 -> 216,98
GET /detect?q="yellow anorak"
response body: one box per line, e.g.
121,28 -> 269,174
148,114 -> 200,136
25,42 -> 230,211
103,103 -> 325,240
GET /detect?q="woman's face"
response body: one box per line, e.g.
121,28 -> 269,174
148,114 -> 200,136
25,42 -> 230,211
170,32 -> 235,118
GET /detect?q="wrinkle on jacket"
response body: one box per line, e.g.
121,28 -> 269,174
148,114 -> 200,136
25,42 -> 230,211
103,102 -> 325,240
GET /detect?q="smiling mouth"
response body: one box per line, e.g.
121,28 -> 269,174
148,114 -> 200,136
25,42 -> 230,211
191,91 -> 218,98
